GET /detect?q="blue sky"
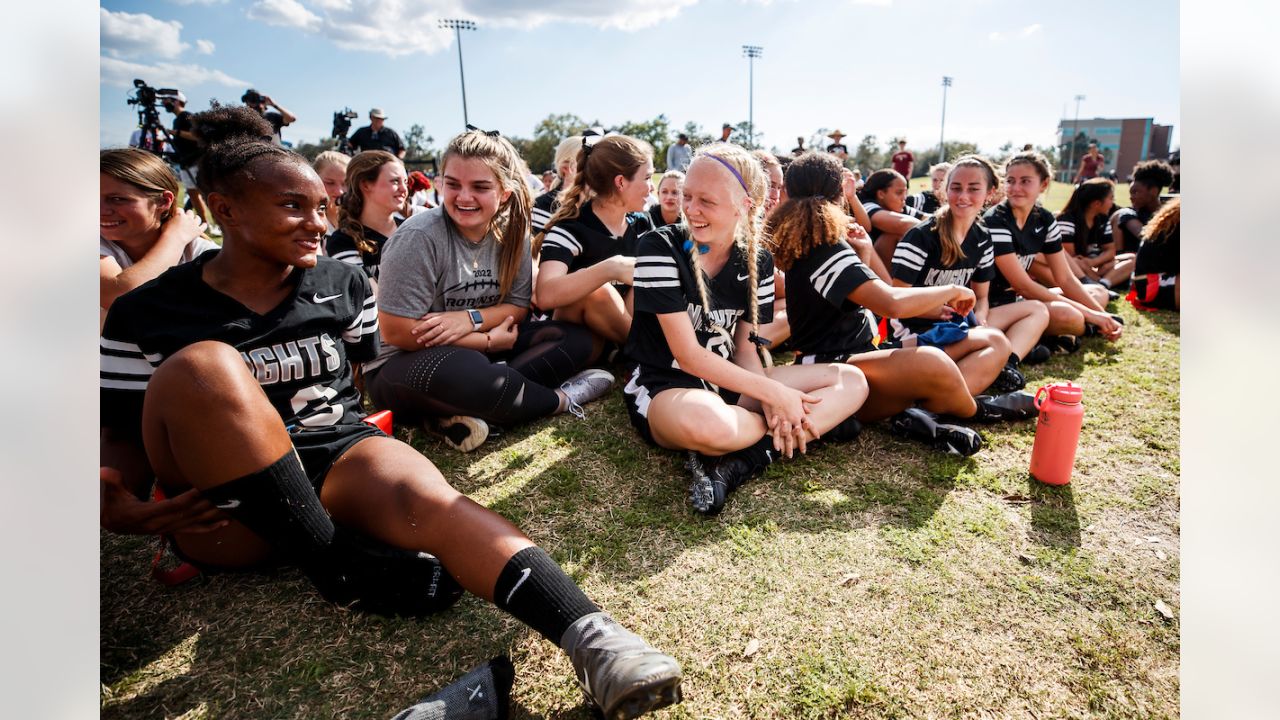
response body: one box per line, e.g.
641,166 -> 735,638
99,0 -> 1179,157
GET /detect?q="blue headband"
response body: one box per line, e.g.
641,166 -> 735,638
702,154 -> 749,193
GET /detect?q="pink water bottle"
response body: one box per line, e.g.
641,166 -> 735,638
1029,382 -> 1084,486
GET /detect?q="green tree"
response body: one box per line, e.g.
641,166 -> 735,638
617,114 -> 673,171
912,140 -> 982,174
521,113 -> 591,174
403,124 -> 436,162
681,121 -> 717,149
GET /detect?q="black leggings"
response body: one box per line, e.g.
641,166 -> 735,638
367,320 -> 593,426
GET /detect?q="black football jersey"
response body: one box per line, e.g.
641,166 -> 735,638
786,240 -> 880,357
539,200 -> 654,274
531,190 -> 559,237
1056,210 -> 1113,258
1134,227 -> 1179,277
325,220 -> 400,281
904,190 -> 941,216
101,252 -> 379,436
626,224 -> 774,382
648,203 -> 679,228
983,202 -> 1062,305
891,218 -> 994,334
1111,205 -> 1155,254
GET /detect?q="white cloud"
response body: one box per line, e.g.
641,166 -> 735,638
195,39 -> 216,54
849,0 -> 893,6
100,8 -> 188,59
247,0 -> 322,31
989,31 -> 1003,42
240,0 -> 703,57
166,0 -> 229,4
100,56 -> 249,90
1021,23 -> 1042,36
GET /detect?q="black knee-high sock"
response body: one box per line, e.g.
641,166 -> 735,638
199,449 -> 334,558
493,546 -> 600,644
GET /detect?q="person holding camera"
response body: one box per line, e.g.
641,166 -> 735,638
241,88 -> 296,144
348,108 -> 406,158
162,91 -> 210,226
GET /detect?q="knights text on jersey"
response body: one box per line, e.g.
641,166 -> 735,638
538,200 -> 654,273
890,218 -> 995,290
625,225 -> 774,381
983,201 -> 1062,303
100,253 -> 378,436
786,240 -> 880,357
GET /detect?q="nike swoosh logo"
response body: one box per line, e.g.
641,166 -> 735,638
504,567 -> 531,605
215,499 -> 241,510
736,273 -> 750,282
312,293 -> 342,304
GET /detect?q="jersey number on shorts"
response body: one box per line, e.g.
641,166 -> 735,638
290,384 -> 344,427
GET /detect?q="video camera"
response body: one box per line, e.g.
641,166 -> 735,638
127,79 -> 181,158
332,107 -> 359,155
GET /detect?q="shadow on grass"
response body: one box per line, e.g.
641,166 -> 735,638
1027,334 -> 1124,382
1136,308 -> 1180,337
1025,476 -> 1081,549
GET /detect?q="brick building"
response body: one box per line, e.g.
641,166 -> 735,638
1057,117 -> 1174,182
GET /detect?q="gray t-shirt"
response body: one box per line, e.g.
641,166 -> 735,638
99,235 -> 220,269
367,206 -> 532,371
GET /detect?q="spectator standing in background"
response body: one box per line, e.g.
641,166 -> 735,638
241,88 -> 296,144
891,139 -> 914,179
162,91 -> 210,226
826,130 -> 849,160
667,133 -> 692,172
1074,142 -> 1104,183
349,108 -> 406,158
720,123 -> 734,142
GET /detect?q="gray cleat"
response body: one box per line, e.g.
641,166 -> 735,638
560,612 -> 683,719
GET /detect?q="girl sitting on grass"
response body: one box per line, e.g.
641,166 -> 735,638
535,133 -> 655,348
99,106 -> 683,720
1129,197 -> 1180,311
622,143 -> 868,515
365,128 -> 613,453
888,156 -> 1043,396
648,170 -> 684,228
984,152 -> 1123,353
324,150 -> 406,284
1054,177 -> 1132,296
770,153 -> 1036,457
858,168 -> 926,267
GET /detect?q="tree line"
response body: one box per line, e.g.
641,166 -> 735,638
293,113 -> 1064,179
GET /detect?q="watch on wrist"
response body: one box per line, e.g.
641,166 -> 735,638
467,309 -> 484,331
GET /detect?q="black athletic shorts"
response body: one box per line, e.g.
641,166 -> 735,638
289,422 -> 386,492
621,364 -> 740,447
167,421 -> 385,572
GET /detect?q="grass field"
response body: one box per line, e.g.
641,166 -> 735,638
101,294 -> 1179,719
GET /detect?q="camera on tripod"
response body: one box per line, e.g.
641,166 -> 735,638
127,78 -> 182,158
332,108 -> 359,155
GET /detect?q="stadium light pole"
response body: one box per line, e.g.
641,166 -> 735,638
1066,94 -> 1085,182
742,45 -> 762,148
439,19 -> 476,127
938,76 -> 952,161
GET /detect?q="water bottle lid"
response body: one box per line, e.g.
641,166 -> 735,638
1049,382 -> 1083,404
